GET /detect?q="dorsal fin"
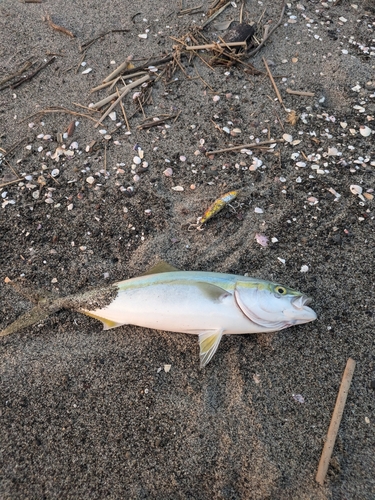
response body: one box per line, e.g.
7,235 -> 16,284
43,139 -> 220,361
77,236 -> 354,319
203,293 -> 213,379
141,260 -> 180,276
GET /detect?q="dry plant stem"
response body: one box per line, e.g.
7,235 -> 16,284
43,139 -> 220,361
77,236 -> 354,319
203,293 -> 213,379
179,5 -> 203,15
263,57 -> 283,105
316,358 -> 356,485
3,137 -> 28,157
0,178 -> 22,189
76,51 -> 87,74
92,74 -> 150,112
286,88 -> 315,97
202,1 -> 231,28
185,41 -> 246,51
116,88 -> 130,131
80,29 -> 129,52
21,108 -> 98,123
12,57 -> 56,89
0,60 -> 34,87
104,60 -> 131,83
247,0 -> 286,57
72,102 -> 100,113
206,139 -> 284,155
3,158 -> 19,179
45,15 -> 74,37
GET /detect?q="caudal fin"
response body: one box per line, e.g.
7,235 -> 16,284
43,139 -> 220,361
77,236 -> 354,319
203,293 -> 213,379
0,279 -> 61,338
0,305 -> 55,337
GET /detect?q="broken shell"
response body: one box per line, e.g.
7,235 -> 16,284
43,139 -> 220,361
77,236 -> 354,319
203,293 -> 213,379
283,133 -> 293,143
350,185 -> 362,196
360,125 -> 372,137
86,176 -> 95,184
133,156 -> 142,165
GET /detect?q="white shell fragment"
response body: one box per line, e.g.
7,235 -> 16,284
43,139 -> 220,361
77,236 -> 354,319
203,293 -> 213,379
283,134 -> 293,143
350,185 -> 362,196
300,265 -> 309,273
133,156 -> 142,165
86,176 -> 95,184
163,168 -> 173,177
172,186 -> 184,191
51,169 -> 59,178
359,125 -> 372,137
82,68 -> 92,75
350,184 -> 366,201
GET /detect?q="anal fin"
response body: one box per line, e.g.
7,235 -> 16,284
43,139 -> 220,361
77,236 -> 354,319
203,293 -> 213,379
198,329 -> 223,368
80,309 -> 126,331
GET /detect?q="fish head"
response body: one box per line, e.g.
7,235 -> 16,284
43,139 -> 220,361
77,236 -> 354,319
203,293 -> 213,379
235,280 -> 317,331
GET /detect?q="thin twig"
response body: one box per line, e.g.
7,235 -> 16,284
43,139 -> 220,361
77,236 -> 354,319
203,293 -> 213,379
21,107 -> 98,123
0,178 -> 22,189
206,139 -> 284,155
3,137 -> 28,158
263,57 -> 283,105
286,88 -> 315,97
0,60 -> 34,87
116,87 -> 130,132
247,0 -> 286,57
202,1 -> 231,28
12,57 -> 56,89
80,29 -> 129,52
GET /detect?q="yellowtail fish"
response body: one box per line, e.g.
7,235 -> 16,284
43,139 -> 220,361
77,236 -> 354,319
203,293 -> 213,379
0,261 -> 317,367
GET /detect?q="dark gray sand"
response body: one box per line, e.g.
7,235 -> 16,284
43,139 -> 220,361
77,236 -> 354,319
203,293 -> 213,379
1,1 -> 375,498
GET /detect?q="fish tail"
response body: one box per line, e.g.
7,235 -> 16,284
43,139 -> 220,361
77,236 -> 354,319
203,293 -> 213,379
0,278 -> 63,338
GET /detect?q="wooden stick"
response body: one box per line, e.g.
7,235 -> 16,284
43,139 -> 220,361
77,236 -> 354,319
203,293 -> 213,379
263,57 -> 283,105
91,74 -> 150,110
316,358 -> 356,486
103,59 -> 132,83
286,88 -> 315,97
206,139 -> 284,155
185,41 -> 246,51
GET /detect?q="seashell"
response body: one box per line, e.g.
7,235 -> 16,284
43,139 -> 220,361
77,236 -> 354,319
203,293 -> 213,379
283,133 -> 293,143
350,184 -> 362,195
359,125 -> 372,137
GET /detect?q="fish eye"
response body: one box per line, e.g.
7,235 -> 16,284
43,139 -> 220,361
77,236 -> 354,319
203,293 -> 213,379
275,286 -> 287,295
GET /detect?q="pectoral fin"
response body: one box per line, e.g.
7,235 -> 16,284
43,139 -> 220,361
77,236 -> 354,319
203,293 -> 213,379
198,329 -> 223,368
196,282 -> 231,301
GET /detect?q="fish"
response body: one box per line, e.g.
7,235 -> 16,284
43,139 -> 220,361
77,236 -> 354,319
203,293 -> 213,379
0,261 -> 317,368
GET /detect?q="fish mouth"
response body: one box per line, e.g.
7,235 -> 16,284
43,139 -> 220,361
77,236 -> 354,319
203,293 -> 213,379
292,295 -> 312,310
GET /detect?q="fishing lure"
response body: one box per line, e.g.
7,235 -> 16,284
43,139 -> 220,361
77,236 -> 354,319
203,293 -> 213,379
189,190 -> 238,230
